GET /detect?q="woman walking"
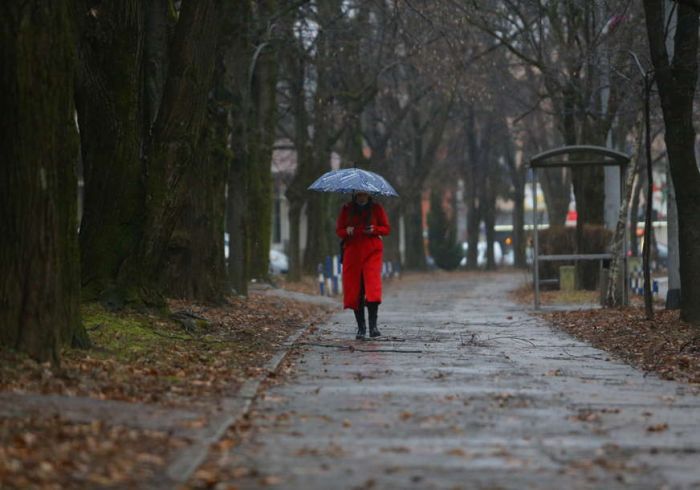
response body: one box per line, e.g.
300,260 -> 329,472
336,192 -> 391,339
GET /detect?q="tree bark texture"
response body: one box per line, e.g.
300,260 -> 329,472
163,0 -> 255,302
605,113 -> 642,307
227,149 -> 250,295
134,0 -> 223,298
142,0 -> 170,136
0,1 -> 87,362
286,201 -> 304,282
163,119 -> 228,302
300,0 -> 338,275
283,17 -> 314,280
644,1 -> 700,324
246,4 -> 278,280
75,0 -> 145,305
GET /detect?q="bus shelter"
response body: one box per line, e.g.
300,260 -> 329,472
529,145 -> 631,309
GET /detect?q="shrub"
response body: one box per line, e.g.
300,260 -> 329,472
428,190 -> 462,271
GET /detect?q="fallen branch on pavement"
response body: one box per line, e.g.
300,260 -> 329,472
298,342 -> 422,353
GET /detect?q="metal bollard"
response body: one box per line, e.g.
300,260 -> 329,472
317,263 -> 325,295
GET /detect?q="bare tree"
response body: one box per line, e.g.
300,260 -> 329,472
643,0 -> 700,324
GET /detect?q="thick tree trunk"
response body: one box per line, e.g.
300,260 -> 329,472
222,0 -> 251,295
0,1 -> 87,362
644,1 -> 700,324
142,0 -> 169,135
164,126 -> 227,302
131,0 -> 222,301
227,148 -> 249,296
75,0 -> 145,305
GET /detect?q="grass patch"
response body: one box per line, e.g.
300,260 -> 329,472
1,292 -> 333,408
511,282 -> 600,306
81,303 -> 170,362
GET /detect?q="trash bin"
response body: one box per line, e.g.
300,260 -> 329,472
559,265 -> 576,292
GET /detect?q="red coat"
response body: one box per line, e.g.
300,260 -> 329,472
336,201 -> 391,310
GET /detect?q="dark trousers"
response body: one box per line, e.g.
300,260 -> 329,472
353,275 -> 378,327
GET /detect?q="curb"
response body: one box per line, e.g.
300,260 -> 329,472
160,324 -> 312,487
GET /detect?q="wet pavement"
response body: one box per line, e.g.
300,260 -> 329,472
222,273 -> 700,489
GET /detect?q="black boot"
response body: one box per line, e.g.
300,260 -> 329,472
354,308 -> 366,340
356,321 -> 367,340
368,303 -> 381,338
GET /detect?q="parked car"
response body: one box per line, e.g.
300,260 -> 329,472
460,241 -> 503,268
269,249 -> 289,274
225,233 -> 289,274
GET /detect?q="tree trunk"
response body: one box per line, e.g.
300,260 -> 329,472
403,192 -> 426,270
466,191 -> 480,270
247,2 -> 278,280
130,0 -> 223,302
142,0 -> 169,136
0,1 -> 87,362
539,168 -> 570,226
484,195 -> 496,270
382,201 -> 402,264
512,168 -> 527,268
303,192 -> 333,274
644,1 -> 700,324
572,165 -> 606,290
222,0 -> 252,295
464,107 -> 480,270
75,0 -> 145,305
164,124 -> 227,302
666,160 -> 681,309
227,147 -> 249,295
301,0 -> 336,275
629,172 -> 642,255
286,200 -> 304,281
605,113 -> 642,307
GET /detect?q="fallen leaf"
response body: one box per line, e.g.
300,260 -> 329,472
260,475 -> 283,485
647,423 -> 669,432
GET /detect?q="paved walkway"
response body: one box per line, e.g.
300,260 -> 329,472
223,273 -> 700,490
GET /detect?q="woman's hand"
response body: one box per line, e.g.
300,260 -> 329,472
346,226 -> 355,236
363,225 -> 375,234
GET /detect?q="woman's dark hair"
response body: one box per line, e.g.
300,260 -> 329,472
350,193 -> 373,226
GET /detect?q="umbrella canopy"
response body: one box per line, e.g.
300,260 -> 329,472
307,168 -> 399,197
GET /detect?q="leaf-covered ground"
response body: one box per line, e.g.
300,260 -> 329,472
543,307 -> 700,384
0,288 -> 335,489
0,415 -> 188,489
511,282 -> 700,384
